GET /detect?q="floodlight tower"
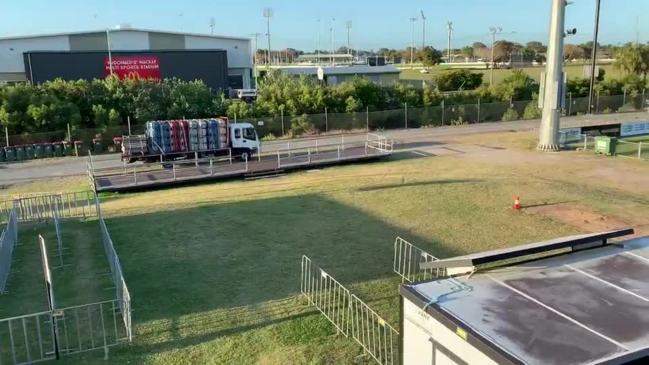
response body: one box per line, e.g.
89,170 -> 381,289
346,21 -> 352,58
447,21 -> 453,62
420,10 -> 426,49
263,8 -> 273,65
409,17 -> 417,67
489,27 -> 503,85
538,0 -> 567,151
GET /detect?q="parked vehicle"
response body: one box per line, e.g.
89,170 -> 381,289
121,117 -> 260,163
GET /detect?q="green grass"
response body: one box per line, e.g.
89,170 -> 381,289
2,141 -> 649,364
399,64 -> 622,85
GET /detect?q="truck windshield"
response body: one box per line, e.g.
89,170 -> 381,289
243,127 -> 257,140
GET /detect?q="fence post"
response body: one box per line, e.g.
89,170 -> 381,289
277,150 -> 281,168
308,148 -> 311,163
404,102 -> 408,129
639,142 -> 643,160
229,149 -> 232,165
4,126 -> 8,147
325,107 -> 328,133
210,158 -> 214,175
568,93 -> 572,116
337,145 -> 340,160
315,138 -> 319,153
596,90 -> 600,114
245,153 -> 248,171
173,164 -> 176,180
194,152 -> 198,168
281,108 -> 285,136
477,98 -> 481,123
441,99 -> 445,126
133,167 -> 137,184
583,135 -> 588,151
341,135 -> 345,150
642,89 -> 646,109
366,106 -> 369,131
127,116 -> 132,136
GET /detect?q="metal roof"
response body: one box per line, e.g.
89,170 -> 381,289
402,236 -> 649,365
0,27 -> 250,42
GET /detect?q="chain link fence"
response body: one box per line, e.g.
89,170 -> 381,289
4,92 -> 646,147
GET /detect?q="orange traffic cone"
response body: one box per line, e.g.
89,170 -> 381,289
513,196 -> 521,210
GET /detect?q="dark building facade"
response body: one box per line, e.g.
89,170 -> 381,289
23,49 -> 229,91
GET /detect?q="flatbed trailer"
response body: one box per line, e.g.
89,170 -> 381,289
88,134 -> 393,193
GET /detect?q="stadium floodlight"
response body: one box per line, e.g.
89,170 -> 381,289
263,8 -> 273,65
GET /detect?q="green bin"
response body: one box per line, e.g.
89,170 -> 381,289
63,142 -> 73,156
33,144 -> 43,158
93,141 -> 104,153
4,147 -> 15,161
15,146 -> 25,161
24,145 -> 34,160
0,148 -> 5,162
594,136 -> 616,156
43,143 -> 53,158
73,141 -> 84,157
53,143 -> 63,157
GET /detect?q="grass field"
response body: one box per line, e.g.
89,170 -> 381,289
2,132 -> 649,364
399,63 -> 621,85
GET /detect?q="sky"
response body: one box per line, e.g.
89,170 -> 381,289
1,0 -> 648,51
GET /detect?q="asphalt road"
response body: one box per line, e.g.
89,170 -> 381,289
1,111 -> 646,186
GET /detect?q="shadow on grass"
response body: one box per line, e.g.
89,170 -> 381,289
103,194 -> 463,326
357,179 -> 482,192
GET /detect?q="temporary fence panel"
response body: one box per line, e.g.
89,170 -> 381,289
0,208 -> 18,293
7,192 -> 95,223
54,300 -> 130,357
95,198 -> 132,341
349,294 -> 400,365
300,255 -> 401,365
393,237 -> 445,283
53,201 -> 64,268
0,311 -> 57,365
300,255 -> 350,336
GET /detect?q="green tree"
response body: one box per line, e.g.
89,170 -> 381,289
494,70 -> 538,101
418,46 -> 443,67
614,44 -> 649,83
434,70 -> 483,91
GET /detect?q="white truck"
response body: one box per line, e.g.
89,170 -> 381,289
121,118 -> 260,163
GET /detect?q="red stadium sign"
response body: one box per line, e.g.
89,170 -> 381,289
104,55 -> 161,80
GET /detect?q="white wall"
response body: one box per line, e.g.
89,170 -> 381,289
184,35 -> 251,69
402,299 -> 499,365
0,36 -> 70,73
108,31 -> 150,50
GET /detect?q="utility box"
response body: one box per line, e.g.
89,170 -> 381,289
594,136 -> 616,155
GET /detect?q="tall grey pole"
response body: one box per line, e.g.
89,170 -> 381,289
447,22 -> 453,62
489,27 -> 502,85
538,0 -> 566,151
420,11 -> 426,49
4,126 -> 8,147
317,19 -> 321,65
106,29 -> 114,76
409,18 -> 417,67
587,0 -> 601,114
263,8 -> 273,65
346,21 -> 352,56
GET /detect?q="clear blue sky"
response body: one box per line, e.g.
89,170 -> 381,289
2,0 -> 647,50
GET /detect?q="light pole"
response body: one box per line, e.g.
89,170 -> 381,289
106,29 -> 114,76
330,18 -> 335,65
447,21 -> 453,63
250,33 -> 261,88
263,8 -> 273,65
587,0 -> 601,114
489,27 -> 503,85
420,11 -> 426,49
538,0 -> 566,151
209,17 -> 215,35
346,21 -> 352,60
317,18 -> 321,65
409,17 -> 417,67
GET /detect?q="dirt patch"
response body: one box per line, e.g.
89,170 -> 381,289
525,203 -> 649,237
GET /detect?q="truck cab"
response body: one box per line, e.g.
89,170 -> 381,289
229,122 -> 260,160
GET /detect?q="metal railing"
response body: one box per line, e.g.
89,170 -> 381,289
300,255 -> 351,335
95,197 -> 132,341
616,140 -> 647,160
0,310 -> 57,364
300,255 -> 399,365
0,208 -> 18,293
1,191 -> 96,223
393,237 -> 445,283
349,294 -> 400,365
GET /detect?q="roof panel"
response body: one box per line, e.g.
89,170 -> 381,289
406,236 -> 649,364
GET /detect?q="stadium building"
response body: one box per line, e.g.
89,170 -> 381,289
0,26 -> 253,91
